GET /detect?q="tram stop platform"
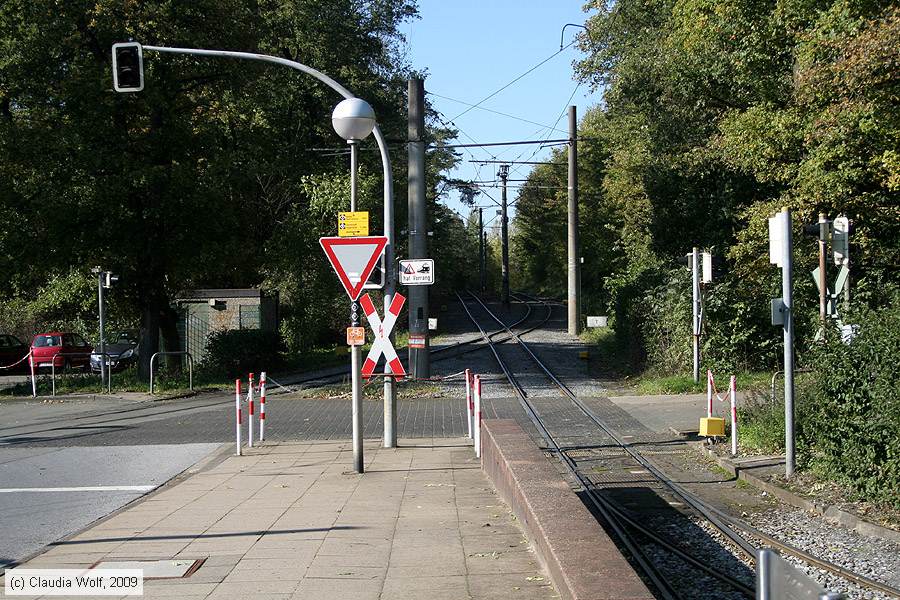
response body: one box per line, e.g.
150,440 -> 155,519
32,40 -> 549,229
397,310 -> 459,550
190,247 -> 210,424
1,439 -> 559,600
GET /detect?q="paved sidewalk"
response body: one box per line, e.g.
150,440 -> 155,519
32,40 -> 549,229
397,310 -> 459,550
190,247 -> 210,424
2,439 -> 557,600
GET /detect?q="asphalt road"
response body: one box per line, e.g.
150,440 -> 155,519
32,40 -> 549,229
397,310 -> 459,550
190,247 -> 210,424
0,443 -> 219,567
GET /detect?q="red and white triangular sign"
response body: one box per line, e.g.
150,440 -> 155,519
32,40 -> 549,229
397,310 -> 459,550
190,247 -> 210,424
320,236 -> 387,301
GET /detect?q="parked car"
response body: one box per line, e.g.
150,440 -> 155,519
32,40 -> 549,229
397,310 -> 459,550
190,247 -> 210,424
30,332 -> 93,371
90,330 -> 140,373
0,334 -> 30,374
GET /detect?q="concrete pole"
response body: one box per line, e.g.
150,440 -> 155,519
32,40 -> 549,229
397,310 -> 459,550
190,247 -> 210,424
692,247 -> 700,384
567,106 -> 581,335
781,207 -> 796,477
478,208 -> 485,292
98,272 -> 106,388
500,165 -> 510,305
407,78 -> 429,379
350,141 -> 364,473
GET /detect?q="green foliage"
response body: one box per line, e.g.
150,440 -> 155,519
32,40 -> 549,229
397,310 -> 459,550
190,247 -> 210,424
512,0 -> 897,381
0,0 -> 419,372
799,297 -> 900,506
202,329 -> 284,378
738,392 -> 788,455
638,268 -> 692,375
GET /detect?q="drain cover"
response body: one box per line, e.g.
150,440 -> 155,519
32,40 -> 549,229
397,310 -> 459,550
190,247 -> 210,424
94,559 -> 204,579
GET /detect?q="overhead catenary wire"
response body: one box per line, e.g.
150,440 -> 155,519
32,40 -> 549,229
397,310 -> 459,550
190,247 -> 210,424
449,40 -> 577,122
427,91 -> 568,134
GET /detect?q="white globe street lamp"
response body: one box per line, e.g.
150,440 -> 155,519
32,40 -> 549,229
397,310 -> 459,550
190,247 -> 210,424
332,98 -> 376,142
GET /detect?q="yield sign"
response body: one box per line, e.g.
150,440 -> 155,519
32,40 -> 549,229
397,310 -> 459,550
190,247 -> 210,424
320,236 -> 387,301
359,292 -> 406,378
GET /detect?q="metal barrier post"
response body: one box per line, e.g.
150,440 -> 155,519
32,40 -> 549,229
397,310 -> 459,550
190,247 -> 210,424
465,368 -> 473,439
235,379 -> 242,456
149,351 -> 194,394
730,375 -> 738,456
707,369 -> 713,418
248,373 -> 255,448
474,374 -> 482,458
29,353 -> 36,397
259,371 -> 267,442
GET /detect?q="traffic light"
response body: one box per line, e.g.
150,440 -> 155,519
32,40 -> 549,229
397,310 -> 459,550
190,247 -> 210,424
112,42 -> 144,92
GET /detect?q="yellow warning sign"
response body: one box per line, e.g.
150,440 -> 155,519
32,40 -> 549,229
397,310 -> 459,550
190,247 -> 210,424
338,211 -> 369,237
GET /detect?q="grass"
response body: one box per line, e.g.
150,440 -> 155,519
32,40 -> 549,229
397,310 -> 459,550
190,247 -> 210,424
0,335 -> 426,399
0,367 -> 229,398
631,371 -> 772,395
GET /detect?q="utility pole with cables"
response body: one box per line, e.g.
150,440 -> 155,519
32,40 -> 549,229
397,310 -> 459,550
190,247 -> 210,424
567,105 -> 581,335
479,207 -> 485,292
499,164 -> 510,305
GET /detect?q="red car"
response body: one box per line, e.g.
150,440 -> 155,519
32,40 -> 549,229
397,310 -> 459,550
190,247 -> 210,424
31,332 -> 93,371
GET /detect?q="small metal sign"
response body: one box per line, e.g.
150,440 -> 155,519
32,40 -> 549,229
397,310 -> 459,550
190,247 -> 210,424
338,211 -> 369,237
399,259 -> 434,285
346,327 -> 366,346
408,335 -> 426,349
586,316 -> 608,328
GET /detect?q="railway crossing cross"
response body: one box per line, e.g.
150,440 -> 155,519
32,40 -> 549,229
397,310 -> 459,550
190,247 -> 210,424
359,293 -> 406,378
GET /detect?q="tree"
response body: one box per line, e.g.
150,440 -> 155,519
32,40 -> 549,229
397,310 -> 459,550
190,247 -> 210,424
0,0 -> 418,375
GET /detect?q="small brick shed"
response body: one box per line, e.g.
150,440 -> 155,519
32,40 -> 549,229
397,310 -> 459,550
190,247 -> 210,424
176,289 -> 279,363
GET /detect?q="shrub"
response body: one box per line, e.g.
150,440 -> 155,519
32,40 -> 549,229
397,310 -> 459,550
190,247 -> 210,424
202,329 -> 283,378
798,295 -> 900,506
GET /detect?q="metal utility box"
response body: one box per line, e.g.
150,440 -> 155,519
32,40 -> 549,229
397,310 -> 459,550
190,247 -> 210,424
699,417 -> 726,437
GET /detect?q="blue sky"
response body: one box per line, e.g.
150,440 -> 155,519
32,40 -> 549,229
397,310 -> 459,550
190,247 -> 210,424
404,1 -> 600,223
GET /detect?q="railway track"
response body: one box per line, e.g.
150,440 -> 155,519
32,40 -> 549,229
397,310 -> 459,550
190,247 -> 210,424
457,291 -> 900,600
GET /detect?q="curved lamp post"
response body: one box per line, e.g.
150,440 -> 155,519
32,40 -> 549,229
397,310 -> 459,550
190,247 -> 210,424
136,45 -> 399,447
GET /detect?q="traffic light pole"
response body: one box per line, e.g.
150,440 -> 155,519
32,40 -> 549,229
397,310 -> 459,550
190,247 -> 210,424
97,271 -> 106,387
780,208 -> 796,478
692,247 -> 701,384
134,44 -> 398,448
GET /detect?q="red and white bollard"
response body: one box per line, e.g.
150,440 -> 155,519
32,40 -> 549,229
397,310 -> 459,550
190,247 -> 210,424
707,369 -> 714,418
474,374 -> 482,458
248,373 -> 255,448
730,375 -> 738,456
465,368 -> 473,439
259,371 -> 267,442
235,379 -> 242,456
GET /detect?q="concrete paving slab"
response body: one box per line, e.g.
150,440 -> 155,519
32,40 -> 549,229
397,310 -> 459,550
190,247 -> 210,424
9,439 -> 556,600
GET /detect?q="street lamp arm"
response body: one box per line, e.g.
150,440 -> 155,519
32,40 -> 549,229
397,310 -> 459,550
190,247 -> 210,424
141,44 -> 397,439
140,47 -> 393,283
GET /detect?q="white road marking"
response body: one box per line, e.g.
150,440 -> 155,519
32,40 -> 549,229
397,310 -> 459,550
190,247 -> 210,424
0,485 -> 155,493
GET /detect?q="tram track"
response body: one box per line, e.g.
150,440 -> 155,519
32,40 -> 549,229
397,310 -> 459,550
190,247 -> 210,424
457,290 -> 900,600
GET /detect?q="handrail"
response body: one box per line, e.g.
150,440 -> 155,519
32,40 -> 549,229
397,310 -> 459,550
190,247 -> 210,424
770,368 -> 813,402
149,351 -> 194,394
47,352 -> 105,396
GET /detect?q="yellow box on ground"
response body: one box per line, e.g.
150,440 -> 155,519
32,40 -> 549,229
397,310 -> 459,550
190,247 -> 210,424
338,211 -> 369,236
699,417 -> 726,437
